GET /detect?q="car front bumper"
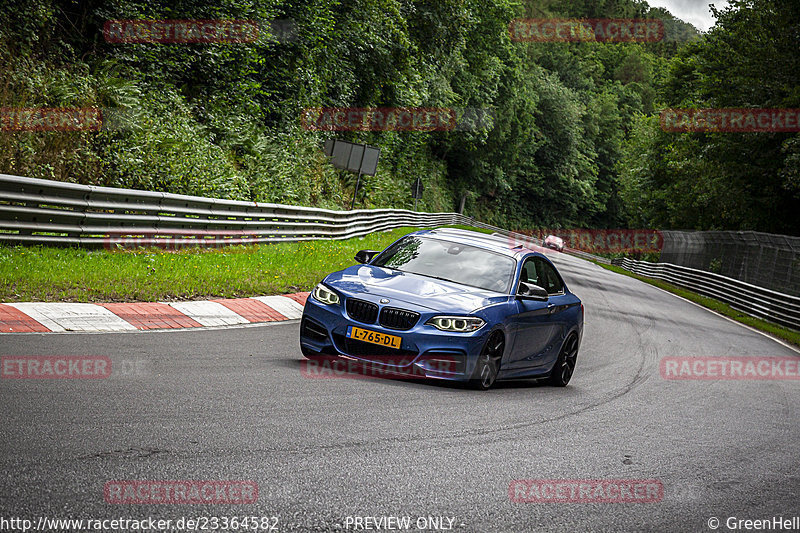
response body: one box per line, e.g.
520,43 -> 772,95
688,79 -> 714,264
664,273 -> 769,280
299,295 -> 491,382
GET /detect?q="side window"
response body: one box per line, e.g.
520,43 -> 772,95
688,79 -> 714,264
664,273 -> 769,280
534,258 -> 564,295
520,259 -> 539,286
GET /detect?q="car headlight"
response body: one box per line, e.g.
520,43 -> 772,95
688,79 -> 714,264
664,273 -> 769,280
426,316 -> 485,332
312,284 -> 340,305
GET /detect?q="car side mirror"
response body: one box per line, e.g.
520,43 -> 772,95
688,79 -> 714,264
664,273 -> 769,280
354,249 -> 380,264
517,282 -> 549,300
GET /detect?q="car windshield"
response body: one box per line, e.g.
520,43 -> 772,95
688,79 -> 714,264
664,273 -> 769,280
372,236 -> 516,293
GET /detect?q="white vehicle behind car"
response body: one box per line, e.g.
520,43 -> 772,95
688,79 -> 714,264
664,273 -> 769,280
544,235 -> 565,252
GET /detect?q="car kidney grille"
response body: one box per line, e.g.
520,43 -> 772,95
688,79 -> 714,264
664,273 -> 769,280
379,307 -> 420,330
346,298 -> 379,324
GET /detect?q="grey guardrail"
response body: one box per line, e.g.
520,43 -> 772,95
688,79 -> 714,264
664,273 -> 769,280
0,173 -> 475,247
0,173 -> 615,267
611,257 -> 800,330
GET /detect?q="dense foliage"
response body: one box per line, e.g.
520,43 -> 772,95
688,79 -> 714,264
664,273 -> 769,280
618,0 -> 800,235
1,0 -> 795,234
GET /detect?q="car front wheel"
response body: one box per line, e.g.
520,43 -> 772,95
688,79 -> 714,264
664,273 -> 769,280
471,331 -> 504,390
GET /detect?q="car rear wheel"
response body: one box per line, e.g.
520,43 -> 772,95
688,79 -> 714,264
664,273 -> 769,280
548,333 -> 578,387
471,331 -> 504,390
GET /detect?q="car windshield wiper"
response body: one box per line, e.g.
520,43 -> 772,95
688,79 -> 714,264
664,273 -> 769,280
409,271 -> 507,292
375,267 -> 466,287
408,272 -> 459,284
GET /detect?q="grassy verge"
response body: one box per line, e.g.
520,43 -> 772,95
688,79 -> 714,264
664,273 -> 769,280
0,225 -> 494,303
0,227 -> 417,303
597,262 -> 800,347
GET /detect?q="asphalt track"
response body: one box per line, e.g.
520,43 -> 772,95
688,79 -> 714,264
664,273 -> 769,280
2,251 -> 799,532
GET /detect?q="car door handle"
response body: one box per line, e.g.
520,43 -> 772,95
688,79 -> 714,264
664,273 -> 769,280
547,303 -> 555,314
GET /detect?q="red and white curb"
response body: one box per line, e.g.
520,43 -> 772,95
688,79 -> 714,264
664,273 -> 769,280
0,292 -> 309,333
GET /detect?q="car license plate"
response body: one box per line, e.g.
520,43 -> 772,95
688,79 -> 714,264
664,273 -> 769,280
346,326 -> 401,350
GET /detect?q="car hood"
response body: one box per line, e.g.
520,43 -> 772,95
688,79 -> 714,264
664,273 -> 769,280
323,265 -> 505,313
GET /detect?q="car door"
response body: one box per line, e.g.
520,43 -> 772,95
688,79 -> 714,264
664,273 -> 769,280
505,257 -> 558,372
532,257 -> 571,368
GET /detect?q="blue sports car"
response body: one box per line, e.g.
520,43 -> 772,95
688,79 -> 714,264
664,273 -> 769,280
299,228 -> 583,389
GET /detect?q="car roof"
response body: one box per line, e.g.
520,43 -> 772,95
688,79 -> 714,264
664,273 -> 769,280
414,227 -> 542,260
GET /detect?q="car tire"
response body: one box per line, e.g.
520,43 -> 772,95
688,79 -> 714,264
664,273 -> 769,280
471,331 -> 504,390
547,333 -> 579,387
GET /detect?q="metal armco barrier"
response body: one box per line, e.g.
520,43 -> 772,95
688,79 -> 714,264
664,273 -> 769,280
0,173 -> 614,265
0,174 -> 473,247
612,257 -> 800,330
